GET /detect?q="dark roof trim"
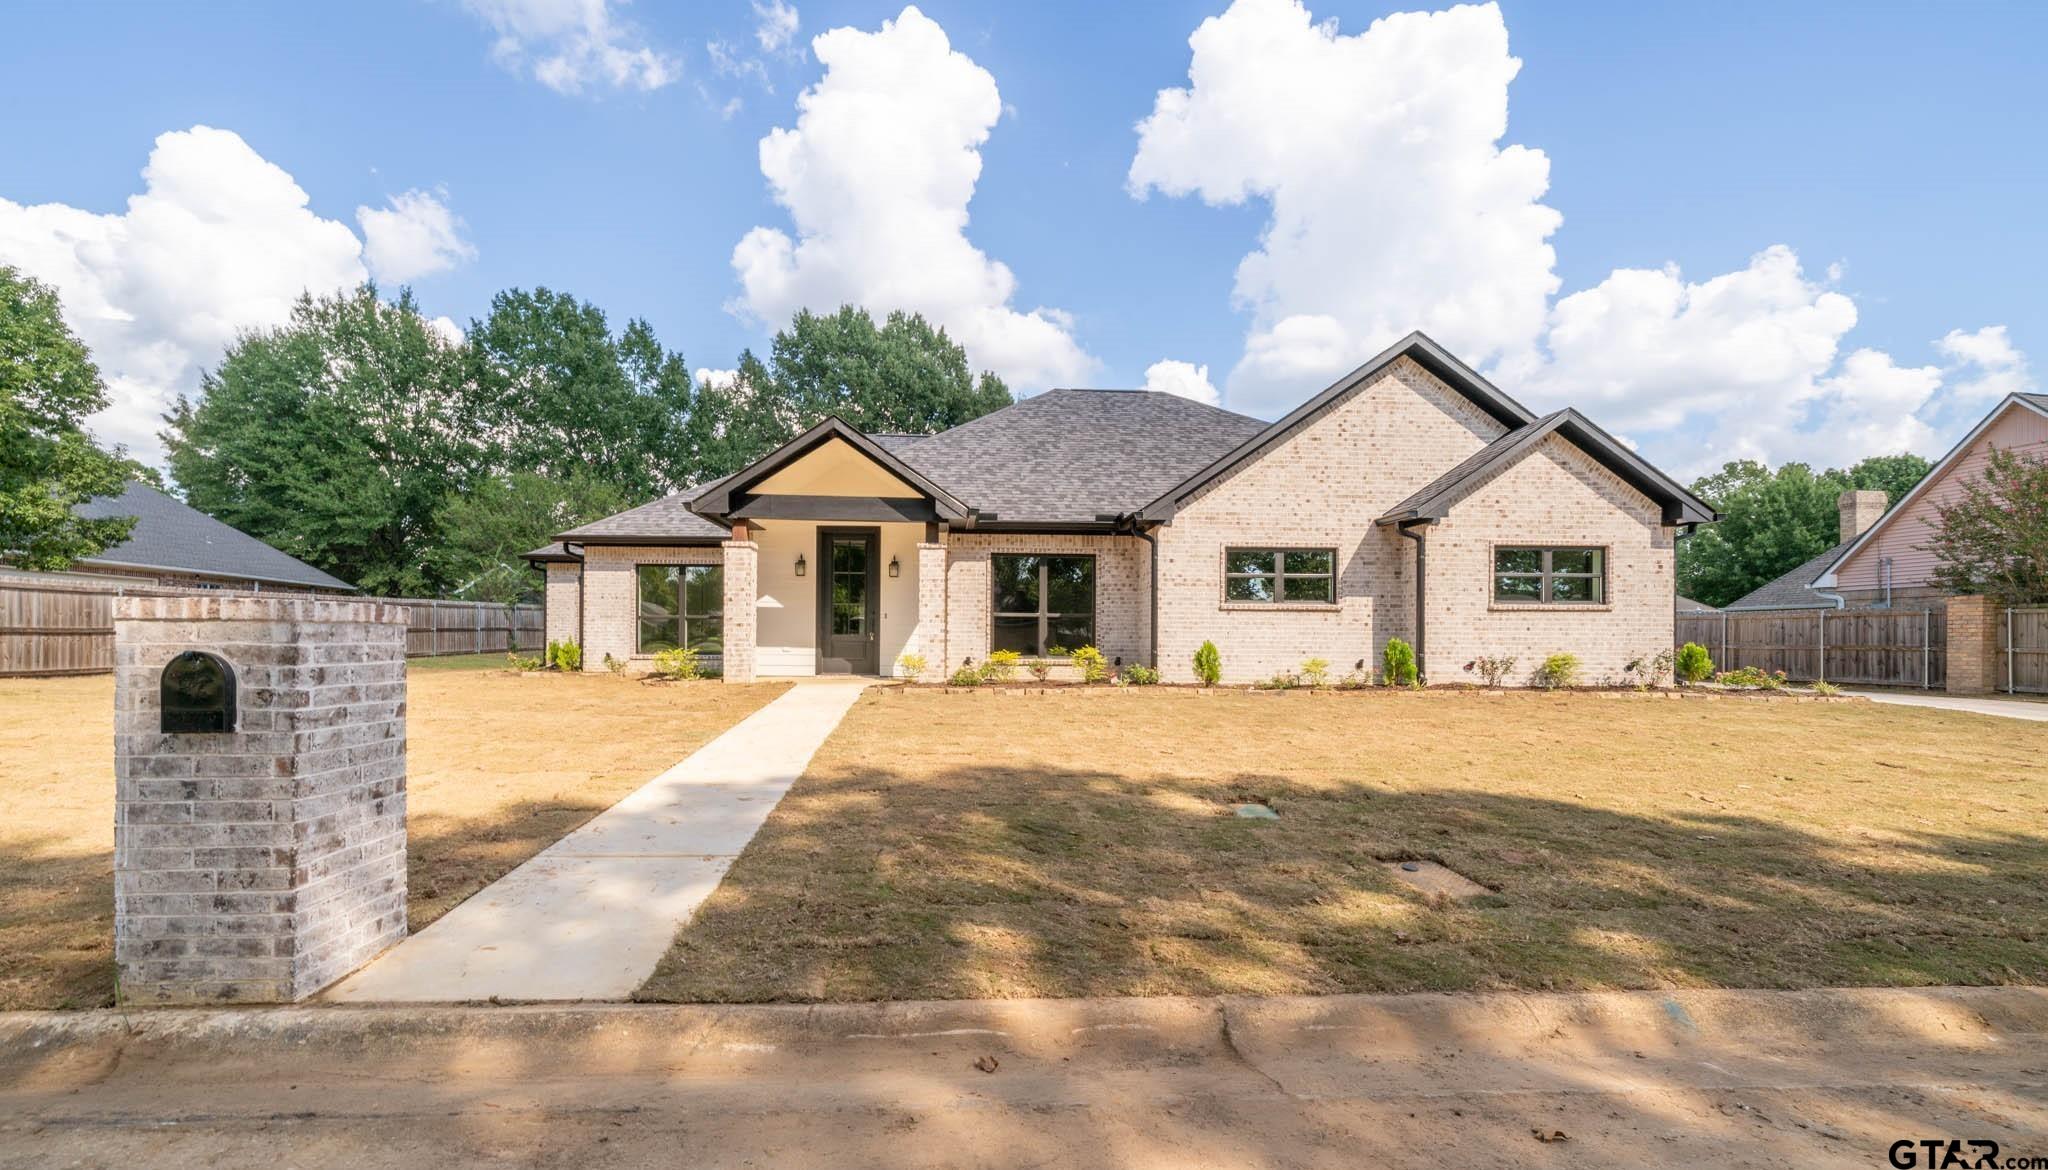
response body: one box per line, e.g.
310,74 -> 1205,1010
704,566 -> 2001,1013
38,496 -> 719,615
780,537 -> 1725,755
1813,391 -> 2048,588
563,534 -> 726,547
1135,332 -> 1539,523
728,494 -> 940,522
73,557 -> 360,591
1376,409 -> 1718,527
520,542 -> 582,563
689,416 -> 972,522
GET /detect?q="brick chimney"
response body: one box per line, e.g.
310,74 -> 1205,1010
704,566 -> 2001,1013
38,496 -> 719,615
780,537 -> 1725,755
1838,490 -> 1887,545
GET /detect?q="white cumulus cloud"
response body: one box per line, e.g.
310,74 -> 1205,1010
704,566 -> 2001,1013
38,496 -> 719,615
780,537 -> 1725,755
1130,0 -> 1559,415
1142,359 -> 1220,407
464,0 -> 678,95
729,5 -> 1096,393
356,188 -> 477,284
1133,0 -> 2033,472
753,0 -> 800,53
695,366 -> 739,390
0,126 -> 369,462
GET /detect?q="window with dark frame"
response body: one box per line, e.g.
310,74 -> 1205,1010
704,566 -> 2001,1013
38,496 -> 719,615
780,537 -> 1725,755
637,564 -> 724,654
1222,547 -> 1335,604
990,554 -> 1095,656
1492,547 -> 1605,604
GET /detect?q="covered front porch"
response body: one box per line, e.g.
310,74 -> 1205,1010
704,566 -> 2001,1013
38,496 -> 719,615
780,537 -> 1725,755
718,517 -> 945,681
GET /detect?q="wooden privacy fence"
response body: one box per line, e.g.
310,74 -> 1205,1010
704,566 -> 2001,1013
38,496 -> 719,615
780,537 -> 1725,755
1676,607 -> 1947,689
0,577 -> 542,677
2004,606 -> 2048,694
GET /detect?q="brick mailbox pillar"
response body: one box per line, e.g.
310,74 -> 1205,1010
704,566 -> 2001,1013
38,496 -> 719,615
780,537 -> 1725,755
113,596 -> 412,1004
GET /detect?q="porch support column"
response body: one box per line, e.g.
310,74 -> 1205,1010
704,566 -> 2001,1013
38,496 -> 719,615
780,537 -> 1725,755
914,533 -> 948,681
722,524 -> 759,683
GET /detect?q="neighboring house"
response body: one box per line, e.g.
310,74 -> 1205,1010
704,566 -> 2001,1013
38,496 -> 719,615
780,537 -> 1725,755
1677,595 -> 1718,613
40,482 -> 356,593
525,333 -> 1715,686
1816,392 -> 2048,606
1724,392 -> 2048,612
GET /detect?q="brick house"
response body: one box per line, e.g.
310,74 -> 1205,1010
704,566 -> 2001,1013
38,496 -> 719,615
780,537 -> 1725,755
526,333 -> 1716,686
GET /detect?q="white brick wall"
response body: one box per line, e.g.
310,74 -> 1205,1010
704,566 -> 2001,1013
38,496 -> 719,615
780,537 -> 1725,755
1154,358 -> 1504,683
576,544 -> 723,671
543,562 -> 580,646
942,532 -> 1151,672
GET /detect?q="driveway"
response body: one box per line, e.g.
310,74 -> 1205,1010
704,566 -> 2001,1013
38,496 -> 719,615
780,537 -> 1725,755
4,987 -> 2045,1168
328,679 -> 871,1003
1849,689 -> 2048,722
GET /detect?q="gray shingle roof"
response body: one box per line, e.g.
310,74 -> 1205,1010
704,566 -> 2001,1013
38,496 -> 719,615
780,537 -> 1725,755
73,482 -> 356,591
1724,543 -> 1846,610
2022,392 -> 2048,412
890,390 -> 1267,525
556,489 -> 730,543
1677,595 -> 1718,612
521,541 -> 580,562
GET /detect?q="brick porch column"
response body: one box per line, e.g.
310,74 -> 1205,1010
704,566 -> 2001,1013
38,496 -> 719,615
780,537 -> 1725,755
914,540 -> 948,680
1946,594 -> 2004,694
722,531 -> 759,683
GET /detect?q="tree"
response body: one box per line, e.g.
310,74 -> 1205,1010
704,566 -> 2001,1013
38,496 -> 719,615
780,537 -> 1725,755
426,471 -> 628,604
740,306 -> 1012,443
467,289 -> 696,499
1923,447 -> 2048,605
0,266 -> 144,569
1678,452 -> 1934,607
163,284 -> 478,596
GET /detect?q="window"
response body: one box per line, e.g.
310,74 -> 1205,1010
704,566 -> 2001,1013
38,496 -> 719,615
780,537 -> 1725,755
637,564 -> 723,653
991,554 -> 1094,655
1223,547 -> 1335,604
1493,547 -> 1605,604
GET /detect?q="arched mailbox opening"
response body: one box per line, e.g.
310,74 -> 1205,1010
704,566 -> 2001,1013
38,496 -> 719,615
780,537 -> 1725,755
160,651 -> 236,733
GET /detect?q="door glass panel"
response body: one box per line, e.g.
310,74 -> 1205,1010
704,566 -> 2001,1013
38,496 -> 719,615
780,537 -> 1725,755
830,538 -> 867,636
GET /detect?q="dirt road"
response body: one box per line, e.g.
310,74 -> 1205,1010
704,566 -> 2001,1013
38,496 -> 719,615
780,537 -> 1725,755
5,987 -> 2046,1168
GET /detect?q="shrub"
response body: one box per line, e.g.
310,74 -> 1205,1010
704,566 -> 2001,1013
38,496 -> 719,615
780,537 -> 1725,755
1623,647 -> 1675,690
1713,666 -> 1785,690
1336,671 -> 1369,690
1070,645 -> 1110,684
1193,640 -> 1223,687
895,652 -> 928,680
506,651 -> 543,672
1258,670 -> 1301,690
603,653 -> 626,675
1674,642 -> 1714,684
1467,654 -> 1517,688
1121,663 -> 1160,685
1381,638 -> 1418,687
1812,679 -> 1841,696
981,648 -> 1022,683
544,639 -> 583,672
948,664 -> 984,686
1533,652 -> 1581,689
1300,657 -> 1331,689
650,647 -> 701,680
1027,660 -> 1053,682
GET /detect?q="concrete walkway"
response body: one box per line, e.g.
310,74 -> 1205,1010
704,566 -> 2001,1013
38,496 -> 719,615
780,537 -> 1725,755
1848,689 -> 2048,722
6,987 -> 2046,1168
329,679 -> 870,1003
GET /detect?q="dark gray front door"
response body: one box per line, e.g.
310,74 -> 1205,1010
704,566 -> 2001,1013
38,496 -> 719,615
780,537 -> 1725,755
817,527 -> 880,674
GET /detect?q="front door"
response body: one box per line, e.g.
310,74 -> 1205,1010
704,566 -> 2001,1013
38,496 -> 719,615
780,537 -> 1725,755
817,527 -> 880,674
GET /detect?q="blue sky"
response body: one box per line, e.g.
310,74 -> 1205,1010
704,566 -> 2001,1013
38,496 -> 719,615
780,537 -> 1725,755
2,0 -> 2042,476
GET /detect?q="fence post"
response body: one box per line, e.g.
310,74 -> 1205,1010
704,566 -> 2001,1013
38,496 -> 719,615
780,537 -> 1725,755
1721,611 -> 1728,670
1923,610 -> 1931,689
2012,607 -> 2018,695
1817,608 -> 1826,684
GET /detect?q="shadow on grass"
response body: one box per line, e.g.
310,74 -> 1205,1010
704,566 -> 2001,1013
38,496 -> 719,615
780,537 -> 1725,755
638,762 -> 2048,1002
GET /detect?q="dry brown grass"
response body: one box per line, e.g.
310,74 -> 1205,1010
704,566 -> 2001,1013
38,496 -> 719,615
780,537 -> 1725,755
0,667 -> 787,1010
640,688 -> 2048,1002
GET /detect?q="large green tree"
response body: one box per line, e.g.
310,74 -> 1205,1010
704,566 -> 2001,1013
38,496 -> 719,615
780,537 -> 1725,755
164,284 -> 477,595
467,289 -> 696,498
731,306 -> 1012,448
0,266 -> 143,569
426,471 -> 628,604
1923,447 -> 2048,605
1678,452 -> 1936,607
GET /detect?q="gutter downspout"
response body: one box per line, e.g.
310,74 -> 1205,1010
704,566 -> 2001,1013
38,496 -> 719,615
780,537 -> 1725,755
1132,519 -> 1161,671
1397,521 -> 1435,684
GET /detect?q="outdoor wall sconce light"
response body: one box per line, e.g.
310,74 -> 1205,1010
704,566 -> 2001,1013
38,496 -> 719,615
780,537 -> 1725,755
794,553 -> 806,577
888,555 -> 901,578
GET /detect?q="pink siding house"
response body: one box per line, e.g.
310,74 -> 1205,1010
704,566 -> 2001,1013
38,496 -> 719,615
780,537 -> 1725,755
1815,392 -> 2048,606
